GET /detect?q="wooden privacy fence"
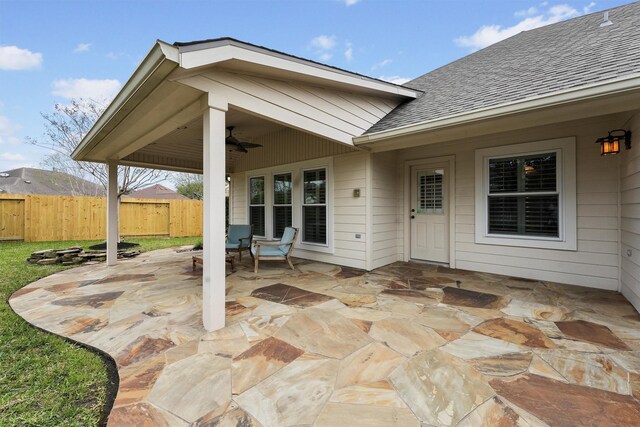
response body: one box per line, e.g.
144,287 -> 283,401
0,194 -> 203,242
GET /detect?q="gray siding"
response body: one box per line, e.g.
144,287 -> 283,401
371,151 -> 401,269
620,113 -> 640,311
395,116 -> 622,290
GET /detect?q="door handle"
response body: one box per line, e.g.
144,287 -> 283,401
411,215 -> 415,219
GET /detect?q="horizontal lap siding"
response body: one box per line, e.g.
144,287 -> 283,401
620,113 -> 640,311
230,174 -> 247,225
331,153 -> 368,269
232,127 -> 356,173
396,117 -> 622,290
371,151 -> 401,269
229,149 -> 368,269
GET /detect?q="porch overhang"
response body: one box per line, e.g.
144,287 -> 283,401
70,37 -> 419,333
71,38 -> 419,170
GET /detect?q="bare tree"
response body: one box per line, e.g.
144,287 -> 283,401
173,173 -> 204,200
28,99 -> 169,198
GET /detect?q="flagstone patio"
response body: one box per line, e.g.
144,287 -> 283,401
9,248 -> 640,426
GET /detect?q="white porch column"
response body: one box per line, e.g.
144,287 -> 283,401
202,94 -> 228,331
106,160 -> 119,266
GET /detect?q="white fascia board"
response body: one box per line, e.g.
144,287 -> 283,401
354,73 -> 640,145
178,42 -> 418,99
72,40 -> 180,161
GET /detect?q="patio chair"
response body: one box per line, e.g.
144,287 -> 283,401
226,224 -> 253,261
251,226 -> 298,273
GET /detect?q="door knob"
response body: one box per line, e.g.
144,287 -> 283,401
411,215 -> 415,219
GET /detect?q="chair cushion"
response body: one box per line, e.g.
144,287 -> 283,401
251,246 -> 286,257
225,242 -> 240,250
279,227 -> 297,252
227,224 -> 252,245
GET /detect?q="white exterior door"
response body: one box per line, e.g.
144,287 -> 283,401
410,164 -> 449,263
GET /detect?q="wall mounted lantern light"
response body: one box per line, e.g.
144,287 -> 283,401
595,129 -> 632,156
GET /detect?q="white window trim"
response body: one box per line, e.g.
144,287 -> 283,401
248,175 -> 266,238
475,137 -> 577,250
301,167 -> 329,247
245,157 -> 334,254
272,171 -> 293,239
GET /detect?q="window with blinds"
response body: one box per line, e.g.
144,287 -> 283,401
302,168 -> 327,244
418,171 -> 444,214
488,153 -> 558,237
273,173 -> 292,239
249,176 -> 265,237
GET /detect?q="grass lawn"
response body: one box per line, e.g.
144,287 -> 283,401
0,237 -> 200,427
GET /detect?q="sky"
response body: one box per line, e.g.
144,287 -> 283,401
0,0 -> 634,182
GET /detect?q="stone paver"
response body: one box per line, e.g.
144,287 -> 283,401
9,248 -> 640,426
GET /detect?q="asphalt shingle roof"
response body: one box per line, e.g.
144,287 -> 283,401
0,168 -> 103,196
367,2 -> 640,134
125,184 -> 189,200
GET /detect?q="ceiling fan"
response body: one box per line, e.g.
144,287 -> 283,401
225,126 -> 262,153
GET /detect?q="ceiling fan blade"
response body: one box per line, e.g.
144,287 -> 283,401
241,142 -> 263,149
226,140 -> 248,153
225,126 -> 260,151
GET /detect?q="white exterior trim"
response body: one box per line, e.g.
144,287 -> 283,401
354,73 -> 640,145
106,161 -> 119,266
245,156 -> 335,254
403,155 -> 456,268
178,40 -> 419,98
474,137 -> 577,251
202,100 -> 228,332
72,41 -> 180,161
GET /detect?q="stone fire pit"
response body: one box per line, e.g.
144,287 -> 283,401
27,246 -> 140,266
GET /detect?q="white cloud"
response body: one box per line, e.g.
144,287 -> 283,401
344,42 -> 354,61
379,75 -> 411,85
455,3 -> 581,50
515,7 -> 538,17
52,78 -> 121,102
0,46 -> 42,70
583,2 -> 596,14
73,43 -> 91,53
341,0 -> 361,5
0,116 -> 22,145
310,35 -> 338,62
372,59 -> 392,71
311,35 -> 337,50
1,152 -> 25,161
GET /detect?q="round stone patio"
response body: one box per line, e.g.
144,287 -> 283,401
9,248 -> 640,426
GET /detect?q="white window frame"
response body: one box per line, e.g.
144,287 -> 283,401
244,157 -> 333,253
272,171 -> 293,239
301,167 -> 329,247
248,175 -> 266,238
475,137 -> 577,250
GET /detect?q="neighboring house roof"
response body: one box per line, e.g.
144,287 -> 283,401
125,184 -> 189,200
0,167 -> 104,196
367,2 -> 640,134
